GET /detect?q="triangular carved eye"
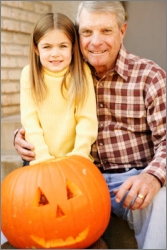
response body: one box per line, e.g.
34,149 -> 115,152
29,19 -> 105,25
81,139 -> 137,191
34,187 -> 49,207
39,194 -> 49,206
66,179 -> 82,200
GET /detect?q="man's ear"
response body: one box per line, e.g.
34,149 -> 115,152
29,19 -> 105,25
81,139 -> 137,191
34,46 -> 39,56
121,22 -> 127,38
120,22 -> 127,44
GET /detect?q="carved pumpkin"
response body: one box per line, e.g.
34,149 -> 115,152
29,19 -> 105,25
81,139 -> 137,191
1,155 -> 111,249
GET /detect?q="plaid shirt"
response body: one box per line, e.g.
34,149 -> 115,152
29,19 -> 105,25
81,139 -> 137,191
91,44 -> 166,186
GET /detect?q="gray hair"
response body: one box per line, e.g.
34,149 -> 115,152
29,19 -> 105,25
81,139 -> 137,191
75,1 -> 125,29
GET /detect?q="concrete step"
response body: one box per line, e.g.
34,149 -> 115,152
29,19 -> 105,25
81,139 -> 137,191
1,150 -> 22,181
1,115 -> 21,151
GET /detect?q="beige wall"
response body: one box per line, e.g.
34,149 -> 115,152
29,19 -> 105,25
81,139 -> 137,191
52,1 -> 81,22
1,1 -> 52,117
1,1 -> 166,118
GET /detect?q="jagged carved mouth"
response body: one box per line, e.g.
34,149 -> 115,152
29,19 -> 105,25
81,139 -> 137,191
31,227 -> 89,248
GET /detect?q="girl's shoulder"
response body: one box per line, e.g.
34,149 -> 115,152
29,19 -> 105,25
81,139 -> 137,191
20,65 -> 30,87
21,65 -> 30,75
83,62 -> 92,75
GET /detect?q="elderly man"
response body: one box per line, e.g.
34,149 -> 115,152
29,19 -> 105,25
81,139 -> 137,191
13,2 -> 166,249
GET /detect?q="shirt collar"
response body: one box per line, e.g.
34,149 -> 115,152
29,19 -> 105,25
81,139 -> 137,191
114,44 -> 129,81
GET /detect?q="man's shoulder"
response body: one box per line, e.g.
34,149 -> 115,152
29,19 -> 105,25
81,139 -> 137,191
127,51 -> 164,73
117,46 -> 166,81
121,45 -> 165,73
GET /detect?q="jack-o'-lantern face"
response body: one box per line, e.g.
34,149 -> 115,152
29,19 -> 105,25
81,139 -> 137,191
2,156 -> 111,249
30,179 -> 89,248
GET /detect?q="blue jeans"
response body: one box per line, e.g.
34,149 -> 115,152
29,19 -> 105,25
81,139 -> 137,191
103,168 -> 166,249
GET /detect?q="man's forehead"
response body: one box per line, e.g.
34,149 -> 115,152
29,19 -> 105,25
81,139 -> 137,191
79,18 -> 117,31
79,23 -> 114,31
78,8 -> 117,29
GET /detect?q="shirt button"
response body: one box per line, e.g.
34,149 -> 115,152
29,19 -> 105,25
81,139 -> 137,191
100,123 -> 103,127
100,104 -> 104,107
99,143 -> 103,146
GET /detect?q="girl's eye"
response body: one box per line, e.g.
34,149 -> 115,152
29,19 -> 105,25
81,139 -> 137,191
60,44 -> 67,48
43,45 -> 50,49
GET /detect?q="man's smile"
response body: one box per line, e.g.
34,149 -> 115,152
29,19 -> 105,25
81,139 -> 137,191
89,50 -> 107,54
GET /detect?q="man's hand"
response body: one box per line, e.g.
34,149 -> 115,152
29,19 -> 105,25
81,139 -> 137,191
14,127 -> 35,161
114,172 -> 161,210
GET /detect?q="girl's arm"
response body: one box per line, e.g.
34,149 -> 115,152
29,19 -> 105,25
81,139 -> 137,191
20,65 -> 54,165
67,64 -> 98,161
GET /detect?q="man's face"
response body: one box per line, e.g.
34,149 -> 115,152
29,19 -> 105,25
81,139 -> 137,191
78,8 -> 126,74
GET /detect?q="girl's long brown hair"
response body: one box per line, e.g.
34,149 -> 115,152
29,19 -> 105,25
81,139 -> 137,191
29,12 -> 87,106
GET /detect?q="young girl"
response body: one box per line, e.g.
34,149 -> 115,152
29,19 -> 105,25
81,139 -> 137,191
20,12 -> 98,165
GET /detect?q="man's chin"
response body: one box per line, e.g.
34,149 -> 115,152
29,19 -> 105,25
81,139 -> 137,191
87,57 -> 104,67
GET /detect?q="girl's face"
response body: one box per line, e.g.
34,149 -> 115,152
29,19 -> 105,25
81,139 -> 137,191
36,29 -> 72,72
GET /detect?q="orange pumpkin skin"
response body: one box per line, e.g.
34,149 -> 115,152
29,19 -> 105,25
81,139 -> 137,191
1,155 -> 111,249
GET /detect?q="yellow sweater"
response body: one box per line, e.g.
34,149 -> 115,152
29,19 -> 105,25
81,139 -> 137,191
20,64 -> 98,165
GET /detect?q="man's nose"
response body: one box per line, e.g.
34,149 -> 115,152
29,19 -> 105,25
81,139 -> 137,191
90,32 -> 103,46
